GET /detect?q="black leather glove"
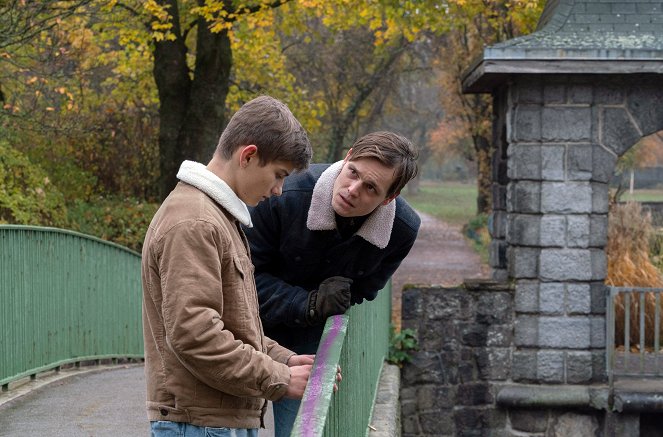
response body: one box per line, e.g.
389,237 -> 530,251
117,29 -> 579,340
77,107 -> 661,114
306,276 -> 353,325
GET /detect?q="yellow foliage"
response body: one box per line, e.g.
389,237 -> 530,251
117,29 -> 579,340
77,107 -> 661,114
428,0 -> 544,165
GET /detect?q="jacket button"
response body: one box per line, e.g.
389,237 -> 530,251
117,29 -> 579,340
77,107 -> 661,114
160,408 -> 168,416
295,256 -> 301,262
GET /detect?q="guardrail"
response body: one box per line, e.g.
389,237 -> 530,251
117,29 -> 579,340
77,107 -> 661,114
607,286 -> 663,386
1,225 -> 395,433
292,281 -> 392,436
0,225 -> 143,390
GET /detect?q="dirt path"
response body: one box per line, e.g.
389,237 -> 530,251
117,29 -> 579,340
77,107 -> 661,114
391,211 -> 491,329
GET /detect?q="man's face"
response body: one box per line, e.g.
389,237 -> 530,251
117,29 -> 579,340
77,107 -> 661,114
238,158 -> 295,207
331,157 -> 397,218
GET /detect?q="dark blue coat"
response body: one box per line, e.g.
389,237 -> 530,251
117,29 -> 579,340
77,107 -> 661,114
245,163 -> 421,352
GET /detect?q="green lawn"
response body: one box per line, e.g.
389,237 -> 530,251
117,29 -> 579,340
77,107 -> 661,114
402,180 -> 478,226
404,184 -> 663,225
619,188 -> 663,202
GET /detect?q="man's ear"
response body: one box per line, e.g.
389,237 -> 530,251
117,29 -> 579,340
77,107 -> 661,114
381,191 -> 400,205
238,145 -> 258,167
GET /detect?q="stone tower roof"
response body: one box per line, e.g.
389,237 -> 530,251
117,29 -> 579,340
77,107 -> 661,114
463,0 -> 663,92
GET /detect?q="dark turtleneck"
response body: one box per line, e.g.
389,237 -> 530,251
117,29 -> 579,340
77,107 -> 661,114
335,213 -> 369,239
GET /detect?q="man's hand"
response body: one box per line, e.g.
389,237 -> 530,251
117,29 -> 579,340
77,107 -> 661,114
283,364 -> 312,399
287,354 -> 315,367
333,365 -> 342,393
306,276 -> 353,324
283,355 -> 342,399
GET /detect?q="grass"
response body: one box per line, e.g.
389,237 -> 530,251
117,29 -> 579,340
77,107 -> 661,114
403,184 -> 663,225
619,188 -> 663,202
402,180 -> 478,226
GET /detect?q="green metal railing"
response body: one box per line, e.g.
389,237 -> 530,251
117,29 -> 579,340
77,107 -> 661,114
292,281 -> 392,437
1,224 -> 393,432
0,225 -> 143,389
607,286 -> 663,387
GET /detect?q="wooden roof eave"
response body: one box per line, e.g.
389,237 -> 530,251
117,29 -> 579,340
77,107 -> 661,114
462,54 -> 663,94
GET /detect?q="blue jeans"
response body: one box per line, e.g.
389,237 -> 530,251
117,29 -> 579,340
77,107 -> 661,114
150,421 -> 258,437
273,397 -> 301,437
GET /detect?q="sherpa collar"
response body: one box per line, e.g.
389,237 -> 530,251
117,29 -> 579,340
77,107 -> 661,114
306,161 -> 396,249
176,160 -> 252,227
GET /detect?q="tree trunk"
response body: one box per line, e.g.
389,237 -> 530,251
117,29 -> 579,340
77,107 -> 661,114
327,122 -> 350,162
182,17 -> 231,166
152,1 -> 232,200
152,0 -> 190,200
473,134 -> 492,215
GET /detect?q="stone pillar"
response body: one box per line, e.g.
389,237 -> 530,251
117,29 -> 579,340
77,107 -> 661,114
489,87 -> 510,283
504,75 -> 663,385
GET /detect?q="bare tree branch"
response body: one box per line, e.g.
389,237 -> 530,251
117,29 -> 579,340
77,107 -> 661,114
0,0 -> 93,49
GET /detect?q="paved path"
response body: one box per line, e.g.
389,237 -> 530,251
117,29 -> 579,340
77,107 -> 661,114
0,211 -> 487,436
0,365 -> 149,437
0,364 -> 275,437
391,211 -> 490,329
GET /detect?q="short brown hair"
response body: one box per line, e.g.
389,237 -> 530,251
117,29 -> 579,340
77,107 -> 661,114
216,95 -> 312,170
348,131 -> 419,197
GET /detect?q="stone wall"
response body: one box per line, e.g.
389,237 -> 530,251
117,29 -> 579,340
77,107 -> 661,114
403,73 -> 663,436
489,75 -> 663,385
400,281 -> 513,436
399,282 -> 609,437
399,282 -> 663,437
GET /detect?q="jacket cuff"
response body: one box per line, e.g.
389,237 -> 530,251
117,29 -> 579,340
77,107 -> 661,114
262,362 -> 291,401
289,288 -> 312,327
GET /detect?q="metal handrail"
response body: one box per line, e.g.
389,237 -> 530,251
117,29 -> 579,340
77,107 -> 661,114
0,225 -> 143,389
291,282 -> 392,436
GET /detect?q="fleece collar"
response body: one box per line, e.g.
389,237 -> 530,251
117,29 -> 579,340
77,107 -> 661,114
306,161 -> 395,249
176,160 -> 252,227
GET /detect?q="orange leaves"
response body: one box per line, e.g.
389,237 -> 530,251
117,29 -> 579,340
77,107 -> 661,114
606,202 -> 663,288
636,132 -> 663,168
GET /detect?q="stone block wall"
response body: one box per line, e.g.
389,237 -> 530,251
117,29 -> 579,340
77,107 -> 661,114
400,282 -> 513,436
410,74 -> 663,436
488,75 -> 663,384
399,282 -> 662,436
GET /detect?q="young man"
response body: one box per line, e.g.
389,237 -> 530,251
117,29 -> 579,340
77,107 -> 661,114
141,96 -> 317,437
245,131 -> 421,436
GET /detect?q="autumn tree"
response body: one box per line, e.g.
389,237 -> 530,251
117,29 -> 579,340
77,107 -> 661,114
360,39 -> 444,194
614,130 -> 663,198
281,23 -> 409,161
429,0 -> 544,214
2,0 -> 468,203
0,1 -> 160,199
270,1 -> 452,162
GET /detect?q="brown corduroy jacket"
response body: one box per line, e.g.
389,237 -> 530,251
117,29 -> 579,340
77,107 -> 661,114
141,181 -> 294,429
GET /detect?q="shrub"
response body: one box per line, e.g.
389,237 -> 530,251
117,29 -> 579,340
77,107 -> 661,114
0,141 -> 68,226
606,202 -> 663,347
463,213 -> 490,264
651,230 -> 663,273
387,326 -> 419,367
67,196 -> 159,252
